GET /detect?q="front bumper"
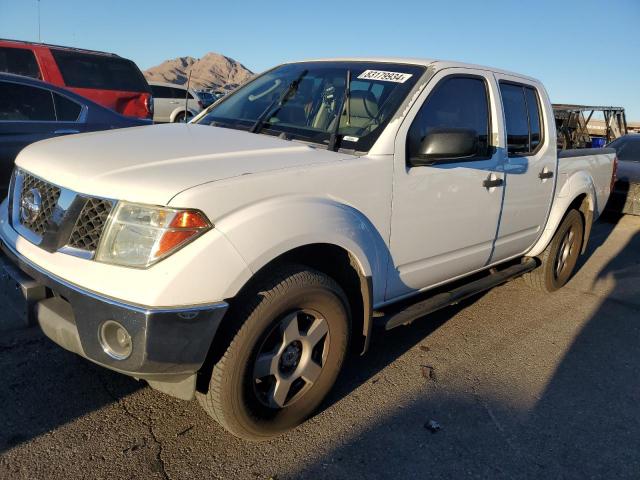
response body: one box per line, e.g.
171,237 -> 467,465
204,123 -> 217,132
0,239 -> 228,400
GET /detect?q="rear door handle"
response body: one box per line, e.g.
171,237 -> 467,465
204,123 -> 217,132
483,176 -> 504,188
539,170 -> 554,180
54,129 -> 80,135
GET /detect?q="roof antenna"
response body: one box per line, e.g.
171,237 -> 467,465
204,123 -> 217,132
184,69 -> 192,123
37,0 -> 41,42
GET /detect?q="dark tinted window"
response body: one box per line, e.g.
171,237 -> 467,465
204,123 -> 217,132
151,85 -> 173,98
525,87 -> 542,151
0,47 -> 41,79
51,50 -> 148,92
0,82 -> 55,121
53,93 -> 82,121
500,83 -> 529,154
407,76 -> 490,160
171,88 -> 193,100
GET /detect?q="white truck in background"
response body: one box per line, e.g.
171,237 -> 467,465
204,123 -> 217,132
0,58 -> 616,440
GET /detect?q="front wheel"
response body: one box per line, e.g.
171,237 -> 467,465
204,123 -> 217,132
523,209 -> 584,292
197,265 -> 350,440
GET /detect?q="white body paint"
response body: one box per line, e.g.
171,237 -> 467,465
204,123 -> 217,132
0,58 -> 615,310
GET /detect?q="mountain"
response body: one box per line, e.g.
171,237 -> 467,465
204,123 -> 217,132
144,53 -> 254,92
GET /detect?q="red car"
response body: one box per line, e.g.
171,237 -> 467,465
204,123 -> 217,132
0,39 -> 152,120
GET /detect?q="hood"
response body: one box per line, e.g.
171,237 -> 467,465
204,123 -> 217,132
616,159 -> 640,184
16,123 -> 350,205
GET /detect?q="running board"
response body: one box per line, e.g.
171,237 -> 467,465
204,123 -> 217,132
378,258 -> 538,331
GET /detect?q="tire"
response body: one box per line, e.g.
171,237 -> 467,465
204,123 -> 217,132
173,111 -> 193,123
523,209 -> 584,293
197,264 -> 351,440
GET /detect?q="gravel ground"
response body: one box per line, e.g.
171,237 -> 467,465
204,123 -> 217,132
1,215 -> 639,480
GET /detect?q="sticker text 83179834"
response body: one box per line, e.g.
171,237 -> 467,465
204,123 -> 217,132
357,70 -> 413,83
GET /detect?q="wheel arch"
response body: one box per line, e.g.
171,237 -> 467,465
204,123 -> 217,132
527,174 -> 596,258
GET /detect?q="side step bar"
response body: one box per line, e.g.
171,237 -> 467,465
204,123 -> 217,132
378,258 -> 538,331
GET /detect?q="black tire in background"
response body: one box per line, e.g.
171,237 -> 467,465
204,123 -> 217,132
197,264 -> 350,441
523,209 -> 584,293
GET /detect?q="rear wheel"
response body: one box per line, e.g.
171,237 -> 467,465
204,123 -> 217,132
173,111 -> 193,123
197,265 -> 350,440
523,209 -> 584,292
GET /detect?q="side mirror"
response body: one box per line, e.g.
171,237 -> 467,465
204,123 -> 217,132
410,128 -> 480,166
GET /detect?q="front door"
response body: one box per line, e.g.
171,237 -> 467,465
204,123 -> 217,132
386,69 -> 505,300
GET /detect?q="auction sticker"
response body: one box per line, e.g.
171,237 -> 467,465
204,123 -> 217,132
357,70 -> 413,83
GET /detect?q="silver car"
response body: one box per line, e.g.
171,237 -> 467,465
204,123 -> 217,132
149,81 -> 203,123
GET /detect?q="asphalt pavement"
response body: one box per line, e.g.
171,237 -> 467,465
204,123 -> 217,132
1,215 -> 639,479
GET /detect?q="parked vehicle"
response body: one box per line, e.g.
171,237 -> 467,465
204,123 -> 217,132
606,134 -> 640,215
0,73 -> 151,199
195,90 -> 216,108
0,39 -> 152,119
0,58 -> 616,441
149,82 -> 204,123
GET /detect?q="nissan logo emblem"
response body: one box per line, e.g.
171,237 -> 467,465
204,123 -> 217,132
20,188 -> 43,224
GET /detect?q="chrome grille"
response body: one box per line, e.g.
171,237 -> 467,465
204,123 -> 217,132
67,198 -> 113,252
20,172 -> 61,236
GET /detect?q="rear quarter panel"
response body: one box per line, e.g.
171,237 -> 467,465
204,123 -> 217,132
527,148 -> 615,257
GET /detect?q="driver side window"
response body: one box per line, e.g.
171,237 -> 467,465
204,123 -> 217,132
407,76 -> 490,162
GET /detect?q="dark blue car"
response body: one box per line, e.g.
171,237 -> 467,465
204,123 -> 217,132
0,73 -> 151,198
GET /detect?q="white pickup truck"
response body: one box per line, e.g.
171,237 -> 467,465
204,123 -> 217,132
0,58 -> 617,440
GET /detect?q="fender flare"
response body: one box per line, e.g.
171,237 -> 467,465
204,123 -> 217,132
214,195 -> 389,304
527,171 -> 597,258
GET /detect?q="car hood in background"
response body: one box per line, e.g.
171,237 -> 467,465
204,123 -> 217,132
15,124 -> 351,205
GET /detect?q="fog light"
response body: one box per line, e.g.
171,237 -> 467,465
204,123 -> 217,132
99,320 -> 132,360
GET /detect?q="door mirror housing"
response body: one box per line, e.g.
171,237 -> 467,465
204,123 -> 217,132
410,128 -> 480,166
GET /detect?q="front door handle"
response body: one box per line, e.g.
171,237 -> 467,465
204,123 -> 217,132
539,170 -> 554,180
483,175 -> 504,189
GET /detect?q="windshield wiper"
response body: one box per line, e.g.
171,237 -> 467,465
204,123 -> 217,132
250,70 -> 308,135
327,69 -> 351,152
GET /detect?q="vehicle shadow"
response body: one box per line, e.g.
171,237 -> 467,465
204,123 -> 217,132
290,218 -> 639,478
0,325 -> 141,453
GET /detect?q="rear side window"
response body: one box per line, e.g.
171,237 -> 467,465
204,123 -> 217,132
51,49 -> 149,92
0,47 -> 41,79
0,83 -> 55,121
171,87 -> 193,99
500,82 -> 543,155
151,85 -> 173,98
53,93 -> 82,121
407,76 -> 490,160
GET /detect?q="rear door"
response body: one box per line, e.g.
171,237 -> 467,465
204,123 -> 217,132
0,81 -> 87,197
490,75 -> 556,259
386,68 -> 506,300
150,85 -> 176,122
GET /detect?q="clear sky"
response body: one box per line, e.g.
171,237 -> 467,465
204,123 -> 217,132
2,0 -> 639,119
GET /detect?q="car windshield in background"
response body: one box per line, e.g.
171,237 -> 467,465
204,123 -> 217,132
196,62 -> 425,151
51,49 -> 149,92
609,136 -> 640,161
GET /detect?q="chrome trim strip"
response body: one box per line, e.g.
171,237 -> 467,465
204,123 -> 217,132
0,236 -> 228,315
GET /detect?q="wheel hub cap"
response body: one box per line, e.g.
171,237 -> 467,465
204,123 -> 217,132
253,310 -> 330,409
279,341 -> 302,372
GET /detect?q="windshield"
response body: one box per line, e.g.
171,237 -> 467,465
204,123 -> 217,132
609,136 -> 640,161
195,61 -> 425,152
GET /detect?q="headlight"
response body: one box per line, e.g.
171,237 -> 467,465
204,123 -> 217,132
95,202 -> 212,268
